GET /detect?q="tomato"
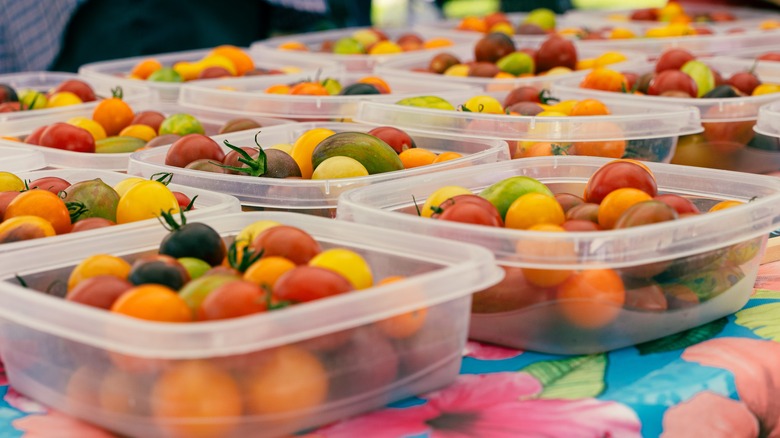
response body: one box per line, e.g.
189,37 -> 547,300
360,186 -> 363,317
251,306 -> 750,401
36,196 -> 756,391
727,71 -> 761,95
562,219 -> 601,231
502,86 -> 545,107
554,192 -> 584,213
505,192 -> 564,229
0,215 -> 56,243
654,48 -> 695,73
243,256 -> 296,289
244,345 -> 328,415
116,180 -> 179,224
598,188 -> 653,229
556,268 -> 625,328
580,68 -> 628,92
28,176 -> 71,194
198,280 -> 267,320
222,145 -> 258,174
274,266 -> 353,303
0,172 -> 24,191
584,160 -> 657,204
518,224 -> 574,287
0,191 -> 20,219
111,284 -> 192,322
127,254 -> 190,290
570,99 -> 610,116
67,254 -> 131,290
432,195 -> 504,227
151,360 -> 242,438
613,200 -> 678,229
308,248 -> 373,290
250,225 -> 321,265
652,193 -> 700,215
647,70 -> 698,97
5,189 -> 72,234
709,200 -> 743,212
367,126 -> 416,154
130,110 -> 166,132
92,88 -> 134,136
158,219 -> 226,266
71,217 -> 115,232
24,125 -> 47,145
471,265 -> 552,313
565,202 -> 600,223
178,274 -> 239,313
51,79 -> 96,102
38,122 -> 96,153
420,185 -> 472,218
662,283 -> 701,309
624,278 -> 668,311
66,275 -> 133,309
165,134 -> 226,168
172,191 -> 192,209
535,35 -> 577,72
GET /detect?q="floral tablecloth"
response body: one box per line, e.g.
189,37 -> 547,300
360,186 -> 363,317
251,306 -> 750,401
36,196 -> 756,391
4,263 -> 780,437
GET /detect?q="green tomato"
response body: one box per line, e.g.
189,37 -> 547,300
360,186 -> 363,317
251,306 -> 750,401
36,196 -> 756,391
159,113 -> 205,136
479,176 -> 554,220
680,60 -> 715,97
496,52 -> 535,76
178,274 -> 239,313
147,67 -> 183,83
395,95 -> 455,111
178,257 -> 212,280
18,89 -> 48,109
332,37 -> 365,55
523,8 -> 556,31
311,156 -> 369,179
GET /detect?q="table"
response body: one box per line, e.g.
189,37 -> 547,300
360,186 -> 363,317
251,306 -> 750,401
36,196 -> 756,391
3,262 -> 780,437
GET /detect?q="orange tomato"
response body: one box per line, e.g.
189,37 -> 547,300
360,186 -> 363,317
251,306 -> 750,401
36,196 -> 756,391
457,16 -> 488,32
209,45 -> 255,76
92,88 -> 134,136
265,84 -> 291,94
709,200 -> 744,212
375,276 -> 428,338
243,256 -> 296,289
151,360 -> 242,438
399,148 -> 438,168
573,122 -> 627,158
111,284 -> 192,322
289,82 -> 329,95
580,68 -> 629,92
357,76 -> 392,94
244,345 -> 328,415
432,151 -> 463,163
130,58 -> 163,80
5,189 -> 72,235
597,187 -> 652,229
519,224 -> 574,287
0,216 -> 56,243
570,99 -> 611,116
557,268 -> 625,328
67,254 -> 131,290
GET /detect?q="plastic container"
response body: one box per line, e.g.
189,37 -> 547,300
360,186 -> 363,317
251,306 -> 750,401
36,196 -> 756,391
249,26 -> 477,72
752,101 -> 780,161
0,168 -> 241,256
355,88 -> 702,162
0,211 -> 502,438
0,145 -> 46,172
555,56 -> 780,173
78,48 -> 339,102
127,121 -> 510,215
178,71 -> 477,121
0,103 -> 292,171
374,43 -> 643,92
414,13 -> 580,42
337,156 -> 780,354
0,72 -> 151,133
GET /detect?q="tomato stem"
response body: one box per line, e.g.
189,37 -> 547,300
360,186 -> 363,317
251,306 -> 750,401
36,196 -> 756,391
539,89 -> 559,104
14,274 -> 27,288
226,239 -> 263,272
157,208 -> 186,232
411,195 -> 422,216
184,195 -> 198,212
261,283 -> 291,310
111,87 -> 124,100
66,201 -> 89,223
150,172 -> 173,186
216,139 -> 268,177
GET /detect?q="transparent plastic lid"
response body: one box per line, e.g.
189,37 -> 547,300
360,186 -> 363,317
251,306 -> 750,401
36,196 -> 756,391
0,211 -> 501,357
0,145 -> 46,172
0,168 -> 241,255
374,43 -> 644,92
78,48 -> 340,102
127,121 -> 510,209
754,100 -> 780,137
354,88 -> 702,142
178,71 -> 477,120
0,103 -> 292,170
555,56 -> 780,123
249,26 -> 478,72
0,72 -> 151,132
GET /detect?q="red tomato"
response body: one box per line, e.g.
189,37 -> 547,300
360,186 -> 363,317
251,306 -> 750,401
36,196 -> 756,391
653,193 -> 700,215
71,217 -> 115,232
503,86 -> 543,107
164,134 -> 225,168
647,70 -> 698,97
250,225 -> 321,265
562,219 -> 601,231
584,161 -> 658,204
0,191 -> 20,218
554,192 -> 585,214
654,48 -> 695,73
565,202 -> 600,223
24,125 -> 47,145
38,122 -> 96,153
131,110 -> 166,133
172,191 -> 193,210
727,71 -> 761,95
28,176 -> 71,194
535,35 -> 577,73
51,79 -> 96,102
198,280 -> 267,320
274,266 -> 354,303
367,126 -> 416,154
432,194 -> 503,227
66,275 -> 133,309
613,200 -> 678,229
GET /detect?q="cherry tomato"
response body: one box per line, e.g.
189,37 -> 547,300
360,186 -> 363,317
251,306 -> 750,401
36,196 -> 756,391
5,189 -> 72,234
654,48 -> 695,73
198,280 -> 267,320
308,248 -> 373,290
653,193 -> 700,215
624,279 -> 668,311
66,275 -> 133,309
565,202 -> 600,223
556,268 -> 625,328
111,284 -> 192,322
250,225 -> 321,265
647,70 -> 698,97
584,161 -> 658,204
502,86 -> 544,107
367,126 -> 416,154
71,217 -> 115,232
172,191 -> 192,209
116,180 -> 179,224
243,256 -> 296,289
727,71 -> 761,95
164,134 -> 226,168
535,35 -> 577,73
51,79 -> 96,102
598,188 -> 653,229
92,90 -> 134,136
159,220 -> 226,266
274,266 -> 353,303
613,200 -> 678,229
562,219 -> 601,231
127,254 -> 191,290
432,194 -> 503,227
130,110 -> 166,133
580,68 -> 628,92
67,254 -> 131,290
222,146 -> 258,174
38,122 -> 96,153
505,193 -> 565,229
554,192 -> 585,213
24,125 -> 47,145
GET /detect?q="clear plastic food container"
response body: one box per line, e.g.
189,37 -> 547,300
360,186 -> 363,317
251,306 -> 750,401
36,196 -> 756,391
0,211 -> 502,438
753,101 -> 780,157
0,72 -> 151,132
0,168 -> 241,255
354,88 -> 702,163
249,26 -> 477,72
337,156 -> 780,354
178,71 -> 477,121
413,13 -> 580,42
0,103 -> 292,171
0,145 -> 46,172
374,43 -> 643,92
555,57 -> 780,173
127,121 -> 510,215
78,48 -> 339,102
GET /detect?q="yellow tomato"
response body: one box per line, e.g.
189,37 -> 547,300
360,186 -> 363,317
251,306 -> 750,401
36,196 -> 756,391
420,185 -> 472,218
290,128 -> 336,179
309,248 -> 373,289
67,117 -> 107,141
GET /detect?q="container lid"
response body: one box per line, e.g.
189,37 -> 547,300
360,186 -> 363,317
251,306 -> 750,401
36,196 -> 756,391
554,56 -> 780,123
177,70 -> 478,120
127,121 -> 509,209
0,71 -> 152,133
354,88 -> 702,141
0,102 -> 293,170
0,211 -> 502,357
0,145 -> 47,172
78,48 -> 340,102
754,100 -> 780,137
249,26 -> 478,72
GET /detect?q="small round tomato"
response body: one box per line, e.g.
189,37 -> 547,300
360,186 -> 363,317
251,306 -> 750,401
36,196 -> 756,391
709,200 -> 743,212
28,176 -> 71,194
505,193 -> 565,230
584,160 -> 658,204
250,225 -> 321,265
52,79 -> 96,102
557,268 -> 625,328
308,248 -> 373,290
71,217 -> 115,232
159,220 -> 226,267
111,284 -> 192,322
127,254 -> 190,290
198,280 -> 267,320
555,193 -> 584,213
5,189 -> 72,234
367,126 -> 416,154
66,275 -> 133,309
562,219 -> 601,231
67,254 -> 131,290
597,188 -> 653,229
432,194 -> 504,227
565,202 -> 600,223
274,266 -> 353,303
653,194 -> 700,216
164,134 -> 226,168
130,110 -> 166,132
116,180 -> 179,224
38,122 -> 96,153
243,256 -> 296,289
420,186 -> 472,218
613,200 -> 678,229
24,125 -> 47,145
647,70 -> 698,97
655,48 -> 695,73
